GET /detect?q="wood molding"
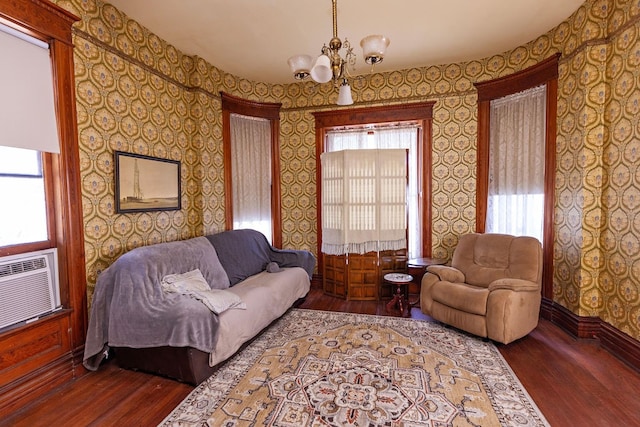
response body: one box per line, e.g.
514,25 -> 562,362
0,311 -> 74,414
474,54 -> 560,301
541,297 -> 640,372
220,92 -> 283,247
310,273 -> 323,290
600,322 -> 640,372
475,53 -> 561,101
0,0 -> 77,45
312,101 -> 436,273
0,1 -> 86,414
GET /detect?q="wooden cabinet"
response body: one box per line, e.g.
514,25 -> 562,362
347,253 -> 378,300
323,254 -> 347,298
322,250 -> 407,301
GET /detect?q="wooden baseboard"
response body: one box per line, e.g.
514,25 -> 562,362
311,273 -> 323,289
541,297 -> 640,372
600,321 -> 640,371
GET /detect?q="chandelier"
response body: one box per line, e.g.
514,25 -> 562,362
287,0 -> 389,106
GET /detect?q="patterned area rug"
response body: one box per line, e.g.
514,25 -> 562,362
160,309 -> 549,426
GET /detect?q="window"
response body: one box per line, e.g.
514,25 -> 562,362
229,113 -> 273,242
486,85 -> 546,242
221,92 -> 282,247
325,126 -> 419,257
0,147 -> 50,247
475,54 -> 559,298
0,22 -> 59,256
313,102 -> 435,266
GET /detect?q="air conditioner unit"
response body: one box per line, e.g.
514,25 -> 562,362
0,248 -> 61,330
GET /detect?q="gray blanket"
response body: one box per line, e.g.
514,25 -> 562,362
83,237 -> 230,370
206,229 -> 316,286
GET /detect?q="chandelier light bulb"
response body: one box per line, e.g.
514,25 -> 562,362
310,54 -> 333,83
337,80 -> 354,105
287,0 -> 389,105
361,35 -> 390,65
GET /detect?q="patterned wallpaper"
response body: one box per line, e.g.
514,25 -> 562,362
52,0 -> 639,340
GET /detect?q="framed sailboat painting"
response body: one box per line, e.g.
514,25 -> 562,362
114,151 -> 181,213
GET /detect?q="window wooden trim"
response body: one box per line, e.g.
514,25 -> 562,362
313,102 -> 435,272
220,92 -> 283,247
474,53 -> 559,299
0,0 -> 86,361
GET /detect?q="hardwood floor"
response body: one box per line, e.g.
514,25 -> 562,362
2,288 -> 639,426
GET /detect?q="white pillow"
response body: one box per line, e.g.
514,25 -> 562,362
162,269 -> 246,314
161,269 -> 210,293
197,289 -> 246,314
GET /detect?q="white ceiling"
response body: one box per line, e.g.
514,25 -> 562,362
106,0 -> 585,84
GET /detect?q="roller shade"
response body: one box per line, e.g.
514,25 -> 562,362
0,23 -> 60,153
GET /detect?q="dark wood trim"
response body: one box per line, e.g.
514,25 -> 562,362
0,0 -> 77,46
313,103 -> 435,128
474,54 -> 560,301
50,35 -> 87,360
542,79 -> 558,299
220,92 -> 283,247
0,310 -> 74,415
600,322 -> 640,372
310,273 -> 323,290
475,100 -> 490,233
541,298 -> 600,339
220,92 -> 281,120
312,102 -> 436,273
475,53 -> 561,101
541,297 -> 640,372
0,0 -> 85,414
419,120 -> 434,257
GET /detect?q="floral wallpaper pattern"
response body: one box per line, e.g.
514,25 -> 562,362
52,0 -> 639,340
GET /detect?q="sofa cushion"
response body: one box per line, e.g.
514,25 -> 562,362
431,281 -> 489,316
209,267 -> 311,366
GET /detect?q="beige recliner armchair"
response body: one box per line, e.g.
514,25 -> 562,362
420,233 -> 543,344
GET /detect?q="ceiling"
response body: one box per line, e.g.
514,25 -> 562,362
106,0 -> 585,84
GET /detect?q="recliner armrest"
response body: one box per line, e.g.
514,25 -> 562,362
488,278 -> 540,292
426,265 -> 465,283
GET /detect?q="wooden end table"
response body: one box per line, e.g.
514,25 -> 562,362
406,257 -> 447,307
384,273 -> 413,317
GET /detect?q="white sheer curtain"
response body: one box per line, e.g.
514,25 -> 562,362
487,85 -> 546,242
321,149 -> 407,255
230,113 -> 272,242
325,126 -> 419,257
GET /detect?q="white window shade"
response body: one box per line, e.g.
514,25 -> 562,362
230,113 -> 272,243
487,85 -> 546,242
0,24 -> 60,153
321,149 -> 407,255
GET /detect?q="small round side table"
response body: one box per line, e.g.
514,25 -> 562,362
384,273 -> 413,317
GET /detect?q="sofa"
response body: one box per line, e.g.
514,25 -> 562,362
420,233 -> 543,344
83,229 -> 315,384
